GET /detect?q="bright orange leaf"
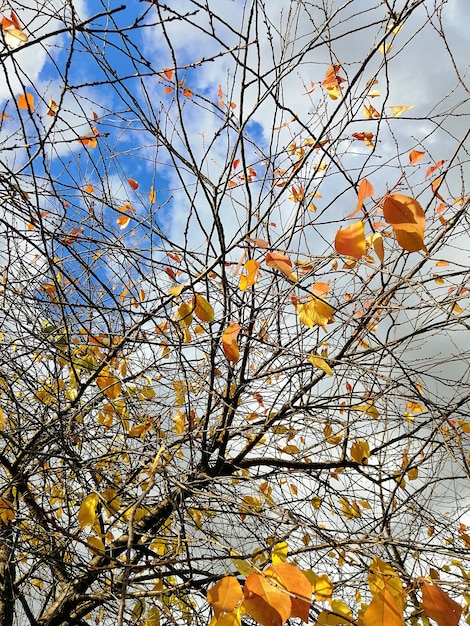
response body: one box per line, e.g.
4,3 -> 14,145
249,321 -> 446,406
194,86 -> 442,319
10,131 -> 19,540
222,322 -> 240,364
334,221 -> 366,260
421,581 -> 462,626
409,150 -> 425,165
425,160 -> 446,178
128,178 -> 139,190
243,572 -> 291,626
265,562 -> 312,621
207,577 -> 243,618
383,194 -> 427,253
351,178 -> 374,216
17,93 -> 35,111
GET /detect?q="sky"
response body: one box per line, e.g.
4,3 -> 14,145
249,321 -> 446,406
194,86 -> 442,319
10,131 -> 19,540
1,0 -> 469,587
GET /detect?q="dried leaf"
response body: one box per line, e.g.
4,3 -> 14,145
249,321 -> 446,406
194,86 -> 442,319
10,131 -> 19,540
239,259 -> 260,291
409,150 -> 425,165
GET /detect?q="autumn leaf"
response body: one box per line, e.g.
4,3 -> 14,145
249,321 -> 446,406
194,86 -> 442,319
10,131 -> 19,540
265,562 -> 312,621
370,232 -> 384,264
239,259 -> 260,291
96,369 -> 122,400
47,99 -> 58,116
0,498 -> 15,525
128,178 -> 139,190
2,10 -> 28,49
296,297 -> 334,329
350,178 -> 374,217
383,194 -> 428,253
193,294 -> 214,323
222,322 -> 240,363
313,573 -> 333,602
389,105 -> 414,117
271,541 -> 288,565
334,221 -> 366,260
17,93 -> 35,111
363,588 -> 404,626
421,581 -> 462,626
425,160 -> 446,178
307,353 -> 333,376
409,150 -> 425,165
350,439 -> 370,464
207,577 -> 243,618
78,493 -> 99,529
243,572 -> 291,626
265,252 -> 297,282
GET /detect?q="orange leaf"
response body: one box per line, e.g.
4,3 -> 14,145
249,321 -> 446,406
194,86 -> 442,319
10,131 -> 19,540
207,577 -> 243,619
128,178 -> 139,190
164,68 -> 173,80
421,581 -> 462,626
265,252 -> 297,281
363,588 -> 404,626
425,160 -> 446,178
239,259 -> 260,291
409,150 -> 425,165
383,194 -> 427,253
96,370 -> 121,400
243,572 -> 291,626
351,178 -> 374,216
334,221 -> 366,260
2,11 -> 28,49
233,159 -> 240,170
371,232 -> 384,264
265,563 -> 312,622
17,93 -> 35,111
117,215 -> 131,229
222,322 -> 240,364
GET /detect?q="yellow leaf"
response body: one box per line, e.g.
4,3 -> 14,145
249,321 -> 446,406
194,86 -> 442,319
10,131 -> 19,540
0,498 -> 15,525
194,294 -> 214,322
230,552 -> 255,577
271,541 -> 288,565
87,535 -> 105,555
239,259 -> 260,291
207,576 -> 243,618
177,301 -> 193,327
354,403 -> 379,419
78,493 -> 99,529
316,600 -> 353,625
339,497 -> 361,519
296,297 -> 334,329
132,599 -> 146,623
371,232 -> 384,264
350,439 -> 370,464
389,105 -> 414,118
334,221 -> 366,260
307,353 -> 333,376
314,573 -> 333,602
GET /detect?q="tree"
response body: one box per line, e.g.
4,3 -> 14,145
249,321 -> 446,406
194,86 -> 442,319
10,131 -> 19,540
0,1 -> 469,625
